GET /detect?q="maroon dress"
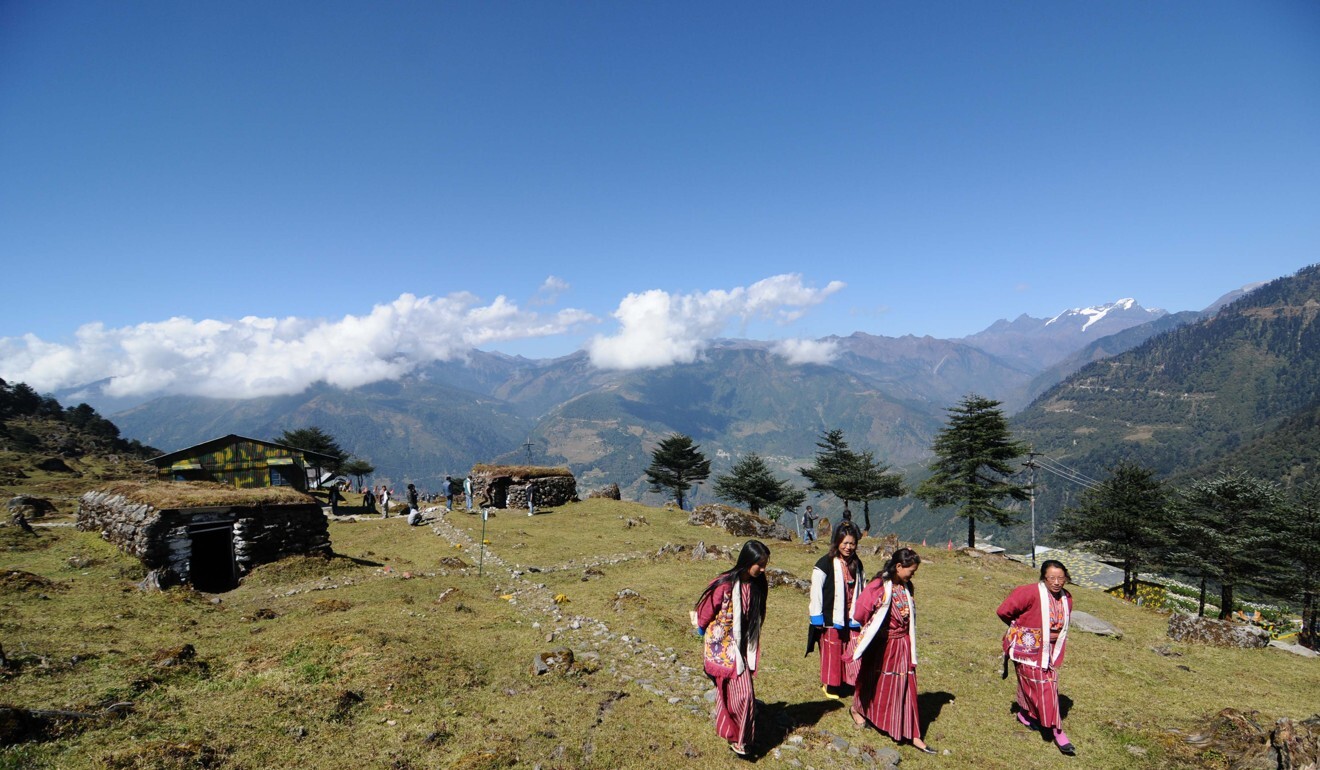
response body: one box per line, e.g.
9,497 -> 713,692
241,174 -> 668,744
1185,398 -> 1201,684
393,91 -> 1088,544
853,581 -> 920,741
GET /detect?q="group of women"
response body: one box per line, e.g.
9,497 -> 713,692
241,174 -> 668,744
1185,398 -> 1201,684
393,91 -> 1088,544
694,526 -> 1077,758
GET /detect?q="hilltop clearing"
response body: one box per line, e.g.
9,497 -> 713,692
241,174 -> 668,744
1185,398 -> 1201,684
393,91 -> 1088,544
1,497 -> 1315,768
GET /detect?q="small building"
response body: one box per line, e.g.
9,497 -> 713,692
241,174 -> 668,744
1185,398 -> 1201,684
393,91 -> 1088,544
469,464 -> 578,510
149,434 -> 337,492
77,480 -> 330,592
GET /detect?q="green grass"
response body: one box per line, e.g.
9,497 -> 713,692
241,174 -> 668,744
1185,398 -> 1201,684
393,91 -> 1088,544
2,501 -> 1316,769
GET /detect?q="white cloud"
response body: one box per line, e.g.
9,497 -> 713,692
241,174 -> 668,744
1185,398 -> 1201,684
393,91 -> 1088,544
0,293 -> 596,400
587,274 -> 845,370
773,338 -> 840,365
530,275 -> 571,306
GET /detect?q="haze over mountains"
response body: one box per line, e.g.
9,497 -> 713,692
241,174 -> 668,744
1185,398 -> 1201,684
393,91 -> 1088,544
99,274 -> 1293,538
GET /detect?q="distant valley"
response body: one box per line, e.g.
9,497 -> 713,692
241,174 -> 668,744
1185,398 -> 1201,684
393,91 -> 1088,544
96,271 -> 1320,549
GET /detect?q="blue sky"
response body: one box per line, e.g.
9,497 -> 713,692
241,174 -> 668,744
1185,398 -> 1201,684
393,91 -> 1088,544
2,2 -> 1318,400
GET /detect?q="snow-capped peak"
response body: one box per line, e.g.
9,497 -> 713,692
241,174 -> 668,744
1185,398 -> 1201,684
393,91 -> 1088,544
1045,298 -> 1141,332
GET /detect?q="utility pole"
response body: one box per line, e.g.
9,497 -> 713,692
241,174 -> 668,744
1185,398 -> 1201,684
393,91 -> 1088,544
522,438 -> 534,465
1025,450 -> 1039,568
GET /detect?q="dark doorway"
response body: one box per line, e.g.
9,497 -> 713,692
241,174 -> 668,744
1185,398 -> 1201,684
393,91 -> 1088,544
189,524 -> 237,592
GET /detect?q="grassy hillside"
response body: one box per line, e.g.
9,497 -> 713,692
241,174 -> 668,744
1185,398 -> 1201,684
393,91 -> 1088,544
3,495 -> 1314,769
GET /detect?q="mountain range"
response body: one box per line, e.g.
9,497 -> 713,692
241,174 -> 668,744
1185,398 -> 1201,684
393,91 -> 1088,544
96,273 -> 1314,549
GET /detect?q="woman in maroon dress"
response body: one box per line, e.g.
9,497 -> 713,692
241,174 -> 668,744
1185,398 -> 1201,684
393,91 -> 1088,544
997,559 -> 1076,756
849,547 -> 935,754
695,540 -> 770,757
808,522 -> 864,699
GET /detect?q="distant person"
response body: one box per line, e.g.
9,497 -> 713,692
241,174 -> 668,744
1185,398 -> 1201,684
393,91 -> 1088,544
406,483 -> 419,517
801,505 -> 818,544
362,486 -> 375,514
841,505 -> 853,525
407,506 -> 424,526
379,486 -> 391,518
998,560 -> 1076,756
443,476 -> 454,512
464,476 -> 473,512
809,522 -> 863,700
327,483 -> 342,516
527,482 -> 535,516
694,540 -> 771,757
850,547 -> 935,754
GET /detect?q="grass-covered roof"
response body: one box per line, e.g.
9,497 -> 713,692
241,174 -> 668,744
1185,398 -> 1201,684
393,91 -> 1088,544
91,480 -> 317,509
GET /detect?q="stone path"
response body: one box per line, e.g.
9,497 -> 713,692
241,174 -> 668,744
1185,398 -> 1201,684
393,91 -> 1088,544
424,510 -> 905,769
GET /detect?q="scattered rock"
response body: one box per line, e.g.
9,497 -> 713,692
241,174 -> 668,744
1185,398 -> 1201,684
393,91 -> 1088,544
438,557 -> 470,569
766,567 -> 810,592
532,648 -> 575,676
1269,640 -> 1320,658
8,495 -> 56,519
152,643 -> 196,667
1151,644 -> 1182,657
1183,709 -> 1320,769
34,457 -> 77,474
687,504 -> 795,541
1168,613 -> 1270,648
587,483 -> 621,500
1070,610 -> 1123,639
613,588 -> 645,612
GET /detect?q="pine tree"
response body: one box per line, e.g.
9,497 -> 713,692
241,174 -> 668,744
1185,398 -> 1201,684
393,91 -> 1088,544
276,427 -> 349,471
1172,470 -> 1287,619
644,433 -> 711,511
797,430 -> 902,534
798,429 -> 860,515
1276,483 -> 1320,646
1055,461 -> 1171,599
714,452 -> 806,516
914,394 -> 1030,548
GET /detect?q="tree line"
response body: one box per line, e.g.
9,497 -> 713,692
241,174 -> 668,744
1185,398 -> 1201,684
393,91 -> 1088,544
644,393 -> 1319,648
0,378 -> 156,457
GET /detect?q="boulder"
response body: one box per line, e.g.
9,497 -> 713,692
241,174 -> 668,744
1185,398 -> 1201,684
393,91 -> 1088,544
1070,610 -> 1123,639
1268,640 -> 1320,658
587,483 -> 621,500
688,504 -> 794,541
1168,613 -> 1270,648
766,567 -> 810,592
34,457 -> 76,474
7,495 -> 56,519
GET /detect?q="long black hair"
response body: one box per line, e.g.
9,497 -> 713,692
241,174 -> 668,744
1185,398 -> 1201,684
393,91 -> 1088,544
696,539 -> 771,651
829,521 -> 863,574
874,546 -> 921,593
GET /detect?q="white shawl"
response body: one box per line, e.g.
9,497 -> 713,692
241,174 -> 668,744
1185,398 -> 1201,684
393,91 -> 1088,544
851,579 -> 918,665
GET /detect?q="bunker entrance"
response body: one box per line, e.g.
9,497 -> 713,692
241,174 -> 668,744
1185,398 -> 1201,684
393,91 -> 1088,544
189,523 -> 237,592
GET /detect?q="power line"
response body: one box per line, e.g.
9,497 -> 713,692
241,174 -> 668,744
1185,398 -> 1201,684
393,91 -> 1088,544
1033,456 -> 1101,489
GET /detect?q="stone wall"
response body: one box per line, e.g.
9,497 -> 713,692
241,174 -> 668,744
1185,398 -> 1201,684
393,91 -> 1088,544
77,489 -> 329,588
470,469 -> 578,510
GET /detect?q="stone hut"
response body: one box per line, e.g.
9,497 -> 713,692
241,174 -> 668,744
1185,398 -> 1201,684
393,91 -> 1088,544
469,464 -> 578,511
77,480 -> 330,592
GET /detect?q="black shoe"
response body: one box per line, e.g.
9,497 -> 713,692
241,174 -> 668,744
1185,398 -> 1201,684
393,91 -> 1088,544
1058,742 -> 1076,756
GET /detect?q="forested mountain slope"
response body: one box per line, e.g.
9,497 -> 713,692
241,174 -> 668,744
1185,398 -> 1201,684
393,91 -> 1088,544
1013,263 -> 1320,532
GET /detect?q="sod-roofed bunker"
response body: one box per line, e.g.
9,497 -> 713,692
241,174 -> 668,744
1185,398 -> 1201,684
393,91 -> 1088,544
470,464 -> 578,510
77,481 -> 330,592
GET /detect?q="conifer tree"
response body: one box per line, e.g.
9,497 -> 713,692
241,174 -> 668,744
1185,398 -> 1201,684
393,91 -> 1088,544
276,426 -> 349,471
914,394 -> 1029,548
1172,470 -> 1286,619
798,430 -> 902,534
1055,461 -> 1171,599
644,433 -> 711,511
1276,483 -> 1320,646
714,452 -> 805,516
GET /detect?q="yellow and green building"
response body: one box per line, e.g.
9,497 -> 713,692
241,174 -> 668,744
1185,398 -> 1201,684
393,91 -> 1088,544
149,434 -> 337,491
